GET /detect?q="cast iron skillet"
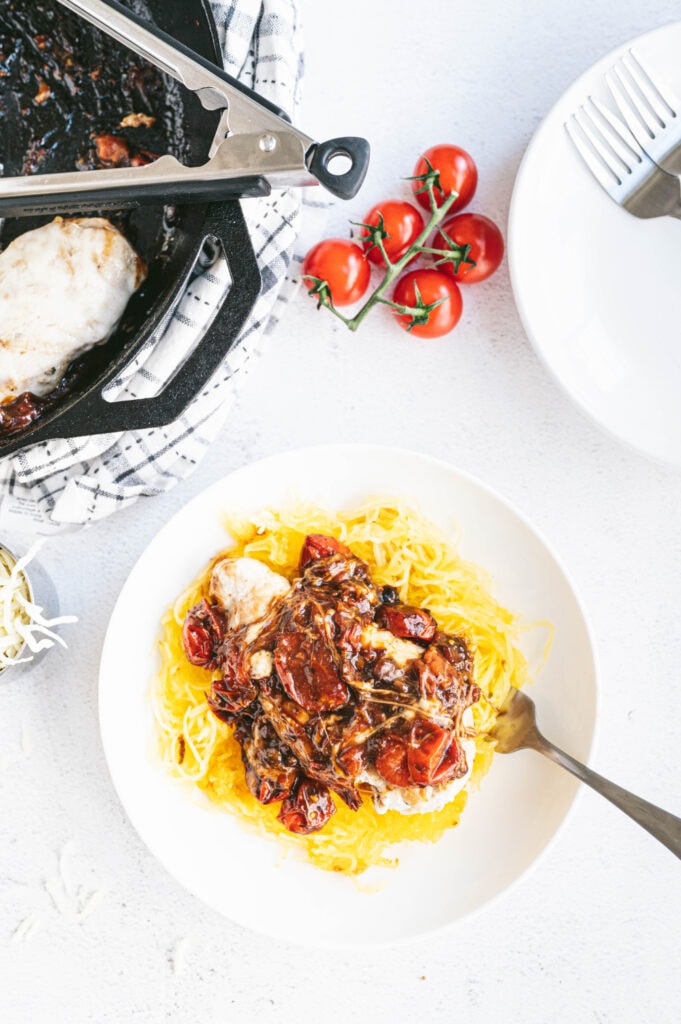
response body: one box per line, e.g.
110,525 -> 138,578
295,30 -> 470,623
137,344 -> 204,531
0,0 -> 261,457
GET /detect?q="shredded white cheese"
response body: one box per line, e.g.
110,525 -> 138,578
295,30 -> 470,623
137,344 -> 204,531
20,724 -> 32,756
169,937 -> 191,975
10,913 -> 42,944
43,841 -> 102,923
75,890 -> 103,923
0,541 -> 77,670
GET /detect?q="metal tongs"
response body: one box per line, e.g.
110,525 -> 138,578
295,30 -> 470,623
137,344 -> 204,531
0,0 -> 370,217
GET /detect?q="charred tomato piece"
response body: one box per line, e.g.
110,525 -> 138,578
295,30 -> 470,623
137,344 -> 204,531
417,633 -> 480,712
407,718 -> 465,786
376,604 -> 437,643
236,714 -> 298,805
257,678 -> 362,811
182,599 -> 225,669
373,718 -> 466,788
94,132 -> 130,165
0,393 -> 45,434
209,634 -> 258,716
277,777 -> 336,834
335,744 -> 365,779
299,533 -> 352,568
373,729 -> 410,788
274,631 -> 350,713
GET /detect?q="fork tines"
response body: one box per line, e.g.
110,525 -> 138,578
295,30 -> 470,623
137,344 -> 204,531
606,49 -> 681,173
565,97 -> 645,199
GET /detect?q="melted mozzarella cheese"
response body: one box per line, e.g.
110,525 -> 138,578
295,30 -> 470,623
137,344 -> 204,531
209,557 -> 290,631
249,649 -> 274,679
360,622 -> 422,667
0,217 -> 146,399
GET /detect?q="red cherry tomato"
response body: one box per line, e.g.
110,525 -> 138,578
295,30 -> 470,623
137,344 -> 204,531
300,534 -> 352,568
277,778 -> 336,835
302,239 -> 370,307
359,200 -> 425,265
274,631 -> 350,712
373,719 -> 464,788
182,599 -> 224,669
391,269 -> 463,338
433,213 -> 504,284
375,604 -> 437,643
412,145 -> 478,212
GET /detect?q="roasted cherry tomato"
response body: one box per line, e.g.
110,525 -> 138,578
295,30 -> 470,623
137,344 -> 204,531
277,777 -> 336,834
302,239 -> 370,306
433,213 -> 504,284
376,604 -> 437,643
373,719 -> 464,788
274,631 -> 350,712
373,730 -> 410,788
412,145 -> 478,212
237,715 -> 298,805
407,719 -> 463,787
359,200 -> 424,265
417,634 -> 479,712
392,268 -> 463,338
182,599 -> 225,669
300,533 -> 352,568
209,635 -> 258,716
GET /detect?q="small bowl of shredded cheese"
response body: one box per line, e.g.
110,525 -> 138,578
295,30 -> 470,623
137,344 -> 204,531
0,542 -> 76,673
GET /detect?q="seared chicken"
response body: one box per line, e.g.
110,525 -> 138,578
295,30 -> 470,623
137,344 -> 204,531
0,217 -> 146,399
209,557 -> 291,631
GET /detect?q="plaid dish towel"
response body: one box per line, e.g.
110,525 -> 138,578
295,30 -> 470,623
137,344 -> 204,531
0,0 -> 320,535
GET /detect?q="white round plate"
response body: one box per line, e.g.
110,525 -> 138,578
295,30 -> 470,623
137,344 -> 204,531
509,23 -> 681,466
99,445 -> 597,946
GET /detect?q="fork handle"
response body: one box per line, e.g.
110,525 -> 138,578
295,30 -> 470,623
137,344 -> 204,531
532,734 -> 681,858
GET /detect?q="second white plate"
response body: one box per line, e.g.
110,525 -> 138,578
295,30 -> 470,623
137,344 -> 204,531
509,22 -> 681,466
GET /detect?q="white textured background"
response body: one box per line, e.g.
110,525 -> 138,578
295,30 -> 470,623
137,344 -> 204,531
2,0 -> 681,1021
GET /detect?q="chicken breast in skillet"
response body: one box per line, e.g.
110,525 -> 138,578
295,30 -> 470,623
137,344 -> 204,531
0,216 -> 146,400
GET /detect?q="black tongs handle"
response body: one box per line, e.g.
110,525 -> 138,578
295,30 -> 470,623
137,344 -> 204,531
307,138 -> 371,201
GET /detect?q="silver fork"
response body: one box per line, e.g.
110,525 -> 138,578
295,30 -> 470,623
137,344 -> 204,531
607,49 -> 681,176
493,689 -> 681,859
565,97 -> 681,220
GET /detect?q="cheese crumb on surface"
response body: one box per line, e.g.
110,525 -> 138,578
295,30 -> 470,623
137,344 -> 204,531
10,913 -> 42,944
43,840 -> 102,923
169,936 -> 191,975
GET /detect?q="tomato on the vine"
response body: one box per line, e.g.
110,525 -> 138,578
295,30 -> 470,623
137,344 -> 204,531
412,145 -> 478,212
433,213 -> 504,284
359,200 -> 424,265
392,269 -> 463,338
302,239 -> 370,307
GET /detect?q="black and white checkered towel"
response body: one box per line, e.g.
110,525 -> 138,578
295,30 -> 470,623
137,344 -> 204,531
0,0 -> 319,535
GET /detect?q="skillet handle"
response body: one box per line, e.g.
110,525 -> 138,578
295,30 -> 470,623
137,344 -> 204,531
23,202 -> 261,440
